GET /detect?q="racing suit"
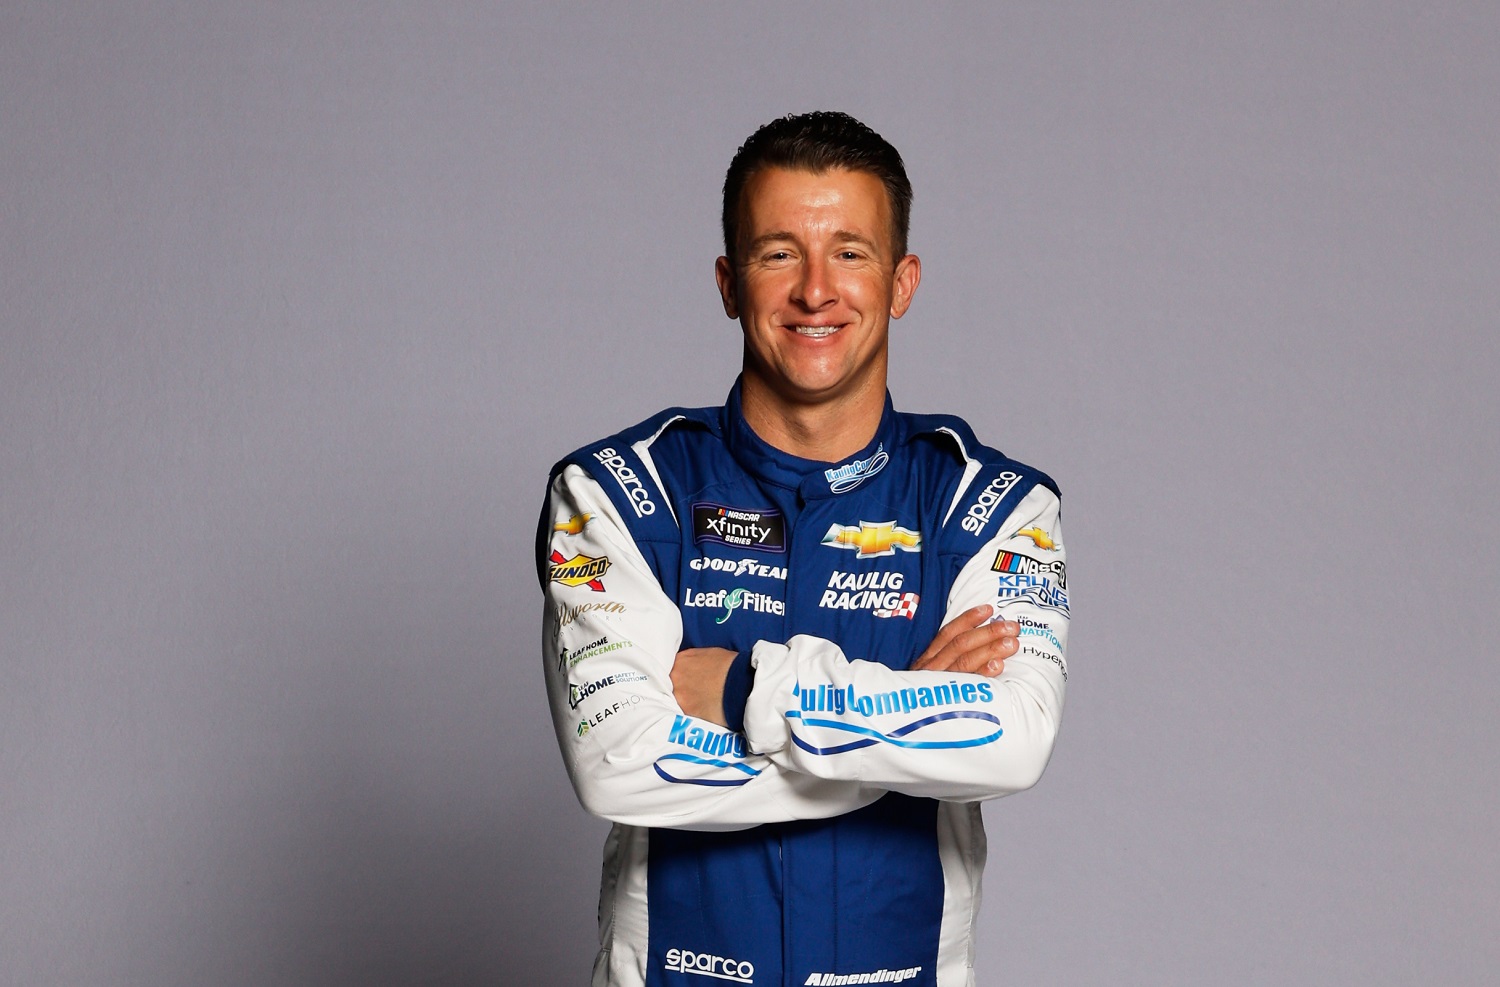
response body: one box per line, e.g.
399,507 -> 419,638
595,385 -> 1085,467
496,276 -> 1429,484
538,381 -> 1068,987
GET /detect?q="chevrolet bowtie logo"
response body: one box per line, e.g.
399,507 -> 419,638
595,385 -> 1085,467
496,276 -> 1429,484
821,521 -> 922,558
553,513 -> 592,535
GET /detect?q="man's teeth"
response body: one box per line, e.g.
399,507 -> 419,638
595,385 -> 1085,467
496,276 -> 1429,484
793,325 -> 840,337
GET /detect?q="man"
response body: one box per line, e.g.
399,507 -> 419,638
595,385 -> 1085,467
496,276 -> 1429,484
538,112 -> 1068,987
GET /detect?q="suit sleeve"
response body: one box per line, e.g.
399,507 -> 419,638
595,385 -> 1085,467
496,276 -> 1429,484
542,465 -> 882,831
740,484 -> 1068,802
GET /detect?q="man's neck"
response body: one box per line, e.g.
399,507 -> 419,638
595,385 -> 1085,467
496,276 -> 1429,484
738,373 -> 886,463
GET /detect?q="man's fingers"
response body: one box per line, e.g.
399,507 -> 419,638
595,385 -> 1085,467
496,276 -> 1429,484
913,605 -> 993,669
916,618 -> 1020,675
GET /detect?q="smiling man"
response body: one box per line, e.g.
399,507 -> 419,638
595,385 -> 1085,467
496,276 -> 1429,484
538,112 -> 1069,987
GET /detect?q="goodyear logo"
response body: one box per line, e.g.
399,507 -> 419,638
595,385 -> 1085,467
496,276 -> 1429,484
821,521 -> 921,558
548,551 -> 611,592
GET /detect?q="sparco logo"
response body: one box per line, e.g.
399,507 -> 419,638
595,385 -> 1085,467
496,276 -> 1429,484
593,446 -> 656,517
824,443 -> 889,494
804,967 -> 922,985
664,947 -> 754,983
961,471 -> 1022,534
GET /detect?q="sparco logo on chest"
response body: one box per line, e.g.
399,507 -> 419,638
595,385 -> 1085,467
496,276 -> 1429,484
592,446 -> 656,517
692,503 -> 786,553
961,471 -> 1022,534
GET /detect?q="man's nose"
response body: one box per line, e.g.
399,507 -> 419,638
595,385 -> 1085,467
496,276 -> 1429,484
792,256 -> 836,309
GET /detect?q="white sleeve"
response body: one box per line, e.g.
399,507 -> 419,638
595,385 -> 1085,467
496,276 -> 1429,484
542,465 -> 882,831
740,484 -> 1068,802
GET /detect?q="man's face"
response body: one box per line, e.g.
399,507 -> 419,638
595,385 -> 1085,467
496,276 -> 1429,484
716,167 -> 920,410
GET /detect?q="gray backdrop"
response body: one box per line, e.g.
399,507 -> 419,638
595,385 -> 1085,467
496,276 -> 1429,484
3,3 -> 1496,984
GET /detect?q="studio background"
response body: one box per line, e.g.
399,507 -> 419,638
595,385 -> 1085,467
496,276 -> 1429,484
3,3 -> 1496,984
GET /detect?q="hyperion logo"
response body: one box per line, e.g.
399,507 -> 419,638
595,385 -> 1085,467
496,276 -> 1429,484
664,948 -> 754,983
821,521 -> 921,558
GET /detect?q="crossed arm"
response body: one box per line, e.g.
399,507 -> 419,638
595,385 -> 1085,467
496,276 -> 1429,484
543,465 -> 1067,829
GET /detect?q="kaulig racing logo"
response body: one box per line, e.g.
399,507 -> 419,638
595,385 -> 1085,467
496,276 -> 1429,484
824,443 -> 888,494
664,947 -> 754,983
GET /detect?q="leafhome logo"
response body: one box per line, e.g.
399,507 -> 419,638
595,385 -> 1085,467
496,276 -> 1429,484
992,550 -> 1066,589
664,947 -> 754,983
961,471 -> 1022,534
824,443 -> 889,493
548,551 -> 611,591
804,968 -> 922,985
822,521 -> 921,558
692,503 -> 787,553
592,446 -> 656,517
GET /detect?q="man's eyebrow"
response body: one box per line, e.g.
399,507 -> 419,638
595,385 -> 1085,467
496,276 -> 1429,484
743,230 -> 879,254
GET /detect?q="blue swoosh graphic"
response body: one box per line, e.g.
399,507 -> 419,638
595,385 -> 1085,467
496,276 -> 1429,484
653,753 -> 762,786
786,710 -> 1003,755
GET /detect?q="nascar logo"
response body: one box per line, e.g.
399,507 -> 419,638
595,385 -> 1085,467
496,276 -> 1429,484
991,550 -> 1066,588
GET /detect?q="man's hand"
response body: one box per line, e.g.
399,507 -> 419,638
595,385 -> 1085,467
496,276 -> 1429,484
912,605 -> 1018,676
670,646 -> 738,727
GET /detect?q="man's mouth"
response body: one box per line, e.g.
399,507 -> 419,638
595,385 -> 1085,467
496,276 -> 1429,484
791,325 -> 841,338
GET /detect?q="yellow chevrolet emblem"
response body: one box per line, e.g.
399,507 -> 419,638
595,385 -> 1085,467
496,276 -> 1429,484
554,513 -> 592,535
821,521 -> 922,558
1015,527 -> 1058,551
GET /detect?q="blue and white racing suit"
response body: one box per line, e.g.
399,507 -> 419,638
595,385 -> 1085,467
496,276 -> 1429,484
538,381 -> 1068,987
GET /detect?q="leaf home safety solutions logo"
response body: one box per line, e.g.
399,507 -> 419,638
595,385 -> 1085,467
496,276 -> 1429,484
548,551 -> 611,591
664,947 -> 754,983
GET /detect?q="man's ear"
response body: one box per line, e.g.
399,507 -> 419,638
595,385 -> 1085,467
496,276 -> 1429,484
890,253 -> 922,319
714,256 -> 738,319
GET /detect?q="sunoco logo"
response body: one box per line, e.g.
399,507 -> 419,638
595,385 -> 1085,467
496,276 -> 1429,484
961,472 -> 1022,534
824,443 -> 888,494
548,551 -> 611,591
664,947 -> 754,983
593,446 -> 656,517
